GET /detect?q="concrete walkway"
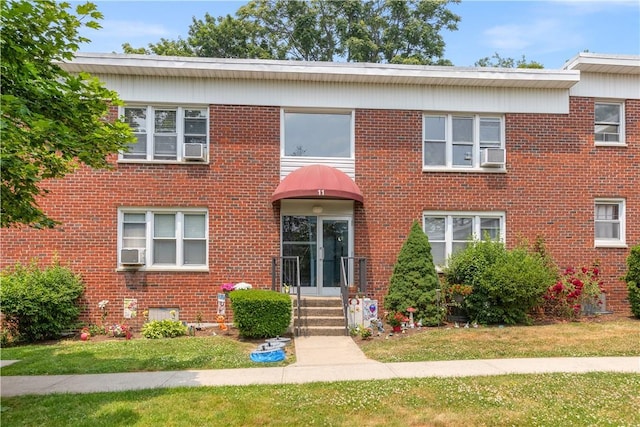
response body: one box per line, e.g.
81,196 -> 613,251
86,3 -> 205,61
1,336 -> 639,397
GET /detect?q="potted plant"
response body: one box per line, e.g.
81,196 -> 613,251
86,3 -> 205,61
386,311 -> 405,332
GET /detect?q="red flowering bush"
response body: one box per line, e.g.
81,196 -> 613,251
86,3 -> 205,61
543,264 -> 604,319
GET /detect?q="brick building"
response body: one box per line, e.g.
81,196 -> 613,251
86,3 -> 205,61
1,52 -> 638,326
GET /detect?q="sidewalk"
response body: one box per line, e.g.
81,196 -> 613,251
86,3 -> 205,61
1,336 -> 639,397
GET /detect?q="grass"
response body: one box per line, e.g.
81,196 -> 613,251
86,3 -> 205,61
359,319 -> 640,362
1,373 -> 639,426
0,336 -> 291,376
1,319 -> 638,376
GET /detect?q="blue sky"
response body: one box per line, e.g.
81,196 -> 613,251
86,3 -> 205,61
77,0 -> 639,69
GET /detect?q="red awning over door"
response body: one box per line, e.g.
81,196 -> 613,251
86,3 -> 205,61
271,165 -> 363,203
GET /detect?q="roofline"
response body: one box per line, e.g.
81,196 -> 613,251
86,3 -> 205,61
563,52 -> 640,75
61,52 -> 580,89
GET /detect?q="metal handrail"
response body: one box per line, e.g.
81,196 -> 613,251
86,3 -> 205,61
271,256 -> 301,336
340,256 -> 367,334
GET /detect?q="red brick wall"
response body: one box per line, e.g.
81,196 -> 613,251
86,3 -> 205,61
1,98 -> 637,326
355,97 -> 639,313
1,105 -> 282,327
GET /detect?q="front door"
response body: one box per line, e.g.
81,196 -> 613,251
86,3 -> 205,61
282,215 -> 352,296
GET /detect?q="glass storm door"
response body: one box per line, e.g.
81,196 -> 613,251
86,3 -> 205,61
282,216 -> 351,296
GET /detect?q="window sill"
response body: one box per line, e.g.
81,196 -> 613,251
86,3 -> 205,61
116,266 -> 210,273
594,143 -> 627,147
117,160 -> 209,165
422,167 -> 506,173
594,242 -> 627,249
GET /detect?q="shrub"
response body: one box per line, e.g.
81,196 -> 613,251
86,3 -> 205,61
229,289 -> 291,338
0,261 -> 85,342
543,265 -> 604,319
141,319 -> 187,339
445,240 -> 557,325
384,221 -> 444,326
624,244 -> 640,318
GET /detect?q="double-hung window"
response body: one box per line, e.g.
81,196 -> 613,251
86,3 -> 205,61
423,114 -> 504,170
594,199 -> 625,247
595,102 -> 624,145
122,106 -> 208,161
119,209 -> 208,269
423,212 -> 505,267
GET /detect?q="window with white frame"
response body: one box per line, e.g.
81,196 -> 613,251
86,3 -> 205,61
595,102 -> 624,144
119,209 -> 208,269
594,199 -> 625,247
423,114 -> 504,169
122,106 -> 208,161
283,111 -> 353,158
423,212 -> 505,266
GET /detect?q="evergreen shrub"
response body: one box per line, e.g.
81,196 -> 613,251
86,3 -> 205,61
229,289 -> 291,338
384,221 -> 444,326
624,244 -> 640,318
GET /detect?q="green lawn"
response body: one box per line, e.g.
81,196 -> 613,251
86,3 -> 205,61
1,373 -> 639,426
2,319 -> 639,426
0,336 -> 291,376
359,319 -> 640,362
1,319 -> 638,376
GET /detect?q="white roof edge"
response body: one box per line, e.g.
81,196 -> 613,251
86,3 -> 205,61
62,52 -> 580,88
563,52 -> 640,74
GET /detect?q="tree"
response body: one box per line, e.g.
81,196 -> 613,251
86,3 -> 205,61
123,0 -> 461,65
474,52 -> 544,69
1,0 -> 134,228
384,221 -> 443,326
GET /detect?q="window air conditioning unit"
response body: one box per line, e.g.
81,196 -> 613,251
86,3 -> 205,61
120,248 -> 145,266
480,148 -> 505,167
183,143 -> 207,161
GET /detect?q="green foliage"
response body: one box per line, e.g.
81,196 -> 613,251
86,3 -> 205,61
624,245 -> 640,318
445,240 -> 557,325
385,221 -> 444,326
123,0 -> 460,65
1,0 -> 134,228
474,52 -> 544,68
140,320 -> 187,339
229,289 -> 291,338
0,261 -> 85,342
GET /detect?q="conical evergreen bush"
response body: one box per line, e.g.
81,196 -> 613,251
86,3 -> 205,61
384,221 -> 443,326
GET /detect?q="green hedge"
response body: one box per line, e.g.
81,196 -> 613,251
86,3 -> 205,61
229,289 -> 291,338
0,261 -> 85,342
624,244 -> 640,318
444,240 -> 557,325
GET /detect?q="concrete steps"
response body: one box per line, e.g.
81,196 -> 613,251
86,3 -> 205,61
293,297 -> 346,336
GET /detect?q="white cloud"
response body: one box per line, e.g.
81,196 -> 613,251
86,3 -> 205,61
98,20 -> 171,38
483,18 -> 583,54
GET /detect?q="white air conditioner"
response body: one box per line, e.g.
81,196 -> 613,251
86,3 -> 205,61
120,248 -> 145,266
183,143 -> 207,161
480,148 -> 505,167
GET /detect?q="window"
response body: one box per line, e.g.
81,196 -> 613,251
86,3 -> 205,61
122,106 -> 208,161
595,102 -> 624,145
119,209 -> 208,269
423,114 -> 504,170
283,111 -> 353,158
423,212 -> 505,266
594,199 -> 625,247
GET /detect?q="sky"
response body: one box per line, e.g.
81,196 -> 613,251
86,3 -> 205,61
76,0 -> 640,69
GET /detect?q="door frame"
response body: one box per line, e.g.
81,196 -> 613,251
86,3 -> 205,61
280,200 -> 354,297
